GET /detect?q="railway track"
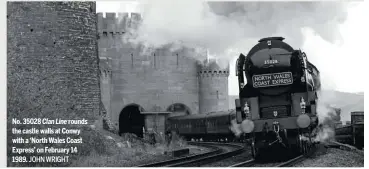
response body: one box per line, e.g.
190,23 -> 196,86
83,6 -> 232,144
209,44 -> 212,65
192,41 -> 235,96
229,155 -> 305,167
276,155 -> 305,167
229,159 -> 256,167
138,142 -> 245,167
230,142 -> 322,167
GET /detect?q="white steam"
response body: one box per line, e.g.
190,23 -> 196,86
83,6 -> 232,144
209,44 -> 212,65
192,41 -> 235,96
122,0 -> 350,68
229,119 -> 242,137
314,91 -> 341,142
314,125 -> 336,143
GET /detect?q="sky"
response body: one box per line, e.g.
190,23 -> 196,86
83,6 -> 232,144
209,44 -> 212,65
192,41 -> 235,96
96,0 -> 368,95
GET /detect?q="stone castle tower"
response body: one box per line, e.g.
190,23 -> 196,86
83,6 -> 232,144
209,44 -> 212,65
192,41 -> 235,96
199,59 -> 230,114
7,2 -> 100,120
97,12 -> 229,133
7,3 -> 100,164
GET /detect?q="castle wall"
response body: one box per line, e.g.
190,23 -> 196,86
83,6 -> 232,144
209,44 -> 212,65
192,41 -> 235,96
7,2 -> 100,121
97,13 -> 201,127
99,58 -> 112,117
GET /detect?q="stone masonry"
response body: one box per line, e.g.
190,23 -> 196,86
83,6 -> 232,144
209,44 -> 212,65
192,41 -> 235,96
97,12 -> 230,132
7,1 -> 100,121
7,2 -> 100,163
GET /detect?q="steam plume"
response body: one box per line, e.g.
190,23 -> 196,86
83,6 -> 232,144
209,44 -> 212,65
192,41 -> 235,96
122,0 -> 350,68
229,119 -> 242,137
313,91 -> 341,142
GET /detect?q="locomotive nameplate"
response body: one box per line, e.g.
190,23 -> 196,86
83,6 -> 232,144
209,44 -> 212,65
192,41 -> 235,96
252,72 -> 293,88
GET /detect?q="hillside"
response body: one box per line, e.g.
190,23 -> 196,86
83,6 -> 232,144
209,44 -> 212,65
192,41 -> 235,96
228,90 -> 364,122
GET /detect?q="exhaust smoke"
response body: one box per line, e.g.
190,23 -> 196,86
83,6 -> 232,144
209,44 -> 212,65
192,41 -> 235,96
118,0 -> 350,69
229,119 -> 242,137
313,91 -> 341,143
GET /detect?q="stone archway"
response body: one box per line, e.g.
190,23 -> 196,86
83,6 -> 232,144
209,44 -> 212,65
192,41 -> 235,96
166,103 -> 191,117
119,104 -> 145,138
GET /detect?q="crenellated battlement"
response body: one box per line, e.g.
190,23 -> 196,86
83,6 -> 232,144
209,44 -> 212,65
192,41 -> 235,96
198,70 -> 230,77
198,59 -> 230,77
97,12 -> 142,34
198,70 -> 229,77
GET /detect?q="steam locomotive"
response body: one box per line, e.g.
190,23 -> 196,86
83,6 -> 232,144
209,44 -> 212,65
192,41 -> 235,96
235,37 -> 321,159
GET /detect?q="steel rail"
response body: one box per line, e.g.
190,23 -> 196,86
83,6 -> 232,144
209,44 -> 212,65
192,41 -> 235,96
228,159 -> 256,167
275,155 -> 305,167
137,142 -> 245,167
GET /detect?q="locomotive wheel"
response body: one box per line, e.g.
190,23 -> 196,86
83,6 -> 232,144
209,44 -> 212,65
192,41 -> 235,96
301,139 -> 312,155
306,139 -> 314,155
298,135 -> 304,154
289,134 -> 302,156
251,140 -> 260,160
302,141 -> 307,154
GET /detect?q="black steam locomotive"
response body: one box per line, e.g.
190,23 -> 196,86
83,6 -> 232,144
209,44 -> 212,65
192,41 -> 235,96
235,37 -> 321,159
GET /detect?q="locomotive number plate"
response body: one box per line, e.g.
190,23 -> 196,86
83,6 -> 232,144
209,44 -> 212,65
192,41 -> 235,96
252,72 -> 293,88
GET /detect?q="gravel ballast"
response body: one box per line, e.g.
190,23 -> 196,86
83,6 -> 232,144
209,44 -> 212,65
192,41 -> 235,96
293,147 -> 364,167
